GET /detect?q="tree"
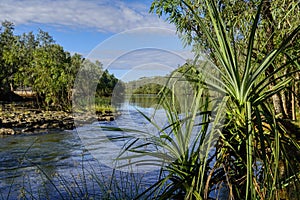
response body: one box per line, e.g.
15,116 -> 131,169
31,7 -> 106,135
96,69 -> 119,97
13,31 -> 39,90
36,29 -> 55,47
0,20 -> 121,111
73,59 -> 103,111
150,0 -> 300,119
29,44 -> 70,109
0,21 -> 19,92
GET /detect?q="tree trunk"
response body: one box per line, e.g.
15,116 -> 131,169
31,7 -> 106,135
297,72 -> 300,108
291,84 -> 296,121
263,1 -> 287,118
272,92 -> 286,118
282,67 -> 292,119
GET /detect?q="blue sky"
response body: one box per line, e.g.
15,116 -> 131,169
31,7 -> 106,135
0,0 -> 194,81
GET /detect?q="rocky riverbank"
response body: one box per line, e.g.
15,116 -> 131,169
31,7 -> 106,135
0,109 -> 119,135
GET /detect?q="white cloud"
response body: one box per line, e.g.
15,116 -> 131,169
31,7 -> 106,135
86,48 -> 194,81
106,48 -> 192,70
83,27 -> 194,81
0,0 -> 173,33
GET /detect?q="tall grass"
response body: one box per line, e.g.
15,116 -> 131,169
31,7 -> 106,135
8,149 -> 148,200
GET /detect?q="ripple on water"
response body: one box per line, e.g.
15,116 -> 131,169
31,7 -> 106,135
0,105 -> 166,199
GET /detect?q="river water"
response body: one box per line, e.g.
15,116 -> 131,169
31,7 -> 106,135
0,96 -> 165,199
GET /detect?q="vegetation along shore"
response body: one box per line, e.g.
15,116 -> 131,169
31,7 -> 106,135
0,21 -> 122,135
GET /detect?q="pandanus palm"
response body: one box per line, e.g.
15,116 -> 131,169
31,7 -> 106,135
108,65 -> 226,199
110,0 -> 300,199
180,0 -> 300,199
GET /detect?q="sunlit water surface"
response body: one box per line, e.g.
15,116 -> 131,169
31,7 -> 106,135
0,97 -> 165,199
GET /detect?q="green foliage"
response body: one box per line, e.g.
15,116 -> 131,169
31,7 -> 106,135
29,44 -> 72,109
0,21 -> 120,111
127,64 -> 203,96
133,83 -> 163,94
106,68 -> 225,199
126,0 -> 300,199
0,21 -> 21,91
150,0 -> 300,60
151,0 -> 300,119
72,59 -> 121,112
126,76 -> 167,95
96,69 -> 119,97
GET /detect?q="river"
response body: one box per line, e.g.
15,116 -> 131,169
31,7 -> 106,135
0,96 -> 164,199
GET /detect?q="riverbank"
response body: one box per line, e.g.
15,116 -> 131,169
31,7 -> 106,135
0,107 -> 119,135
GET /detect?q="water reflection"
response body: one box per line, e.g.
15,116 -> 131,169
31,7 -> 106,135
0,131 -> 92,199
0,96 -> 163,199
128,94 -> 160,108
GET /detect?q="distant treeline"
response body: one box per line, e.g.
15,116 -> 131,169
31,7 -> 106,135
126,76 -> 168,95
0,21 -> 119,111
126,61 -> 216,96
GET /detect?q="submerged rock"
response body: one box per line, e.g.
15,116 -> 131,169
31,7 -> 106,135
98,116 -> 114,121
22,127 -> 35,133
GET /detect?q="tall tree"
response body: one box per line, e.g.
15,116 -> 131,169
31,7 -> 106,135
0,21 -> 19,92
29,44 -> 72,109
13,31 -> 38,90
